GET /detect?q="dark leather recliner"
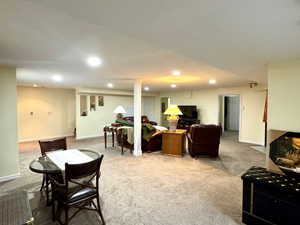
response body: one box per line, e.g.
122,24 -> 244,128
187,124 -> 222,157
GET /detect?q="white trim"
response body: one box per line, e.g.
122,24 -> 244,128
0,173 -> 20,183
76,87 -> 159,97
218,94 -> 242,140
19,134 -> 74,143
76,134 -> 102,140
250,145 -> 267,154
133,80 -> 142,156
239,139 -> 264,146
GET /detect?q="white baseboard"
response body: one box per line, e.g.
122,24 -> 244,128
239,139 -> 264,146
19,134 -> 74,143
76,134 -> 103,140
0,173 -> 20,183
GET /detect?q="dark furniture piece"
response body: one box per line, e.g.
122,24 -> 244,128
38,137 -> 67,205
122,115 -> 157,125
115,116 -> 162,154
187,124 -> 221,157
50,156 -> 105,225
177,119 -> 200,130
116,128 -> 133,155
241,166 -> 300,225
177,105 -> 199,129
115,127 -> 162,154
103,125 -> 119,148
39,137 -> 67,156
29,149 -> 100,206
162,129 -> 186,157
0,191 -> 34,225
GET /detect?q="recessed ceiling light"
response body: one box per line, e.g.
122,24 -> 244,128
170,84 -> 177,88
107,83 -> 113,88
209,79 -> 216,84
86,56 -> 102,67
33,84 -> 38,87
172,71 -> 181,76
144,86 -> 150,91
52,74 -> 63,82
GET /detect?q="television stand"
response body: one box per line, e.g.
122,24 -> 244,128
177,118 -> 200,130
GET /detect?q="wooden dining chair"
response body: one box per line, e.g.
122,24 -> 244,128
38,137 -> 67,192
39,137 -> 67,156
50,156 -> 105,225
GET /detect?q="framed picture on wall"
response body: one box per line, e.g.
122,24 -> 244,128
98,96 -> 104,107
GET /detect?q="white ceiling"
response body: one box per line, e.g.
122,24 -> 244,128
1,0 -> 300,91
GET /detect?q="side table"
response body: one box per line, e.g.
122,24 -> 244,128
162,129 -> 187,156
103,125 -> 118,148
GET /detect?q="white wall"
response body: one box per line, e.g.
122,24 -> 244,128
161,86 -> 266,145
76,88 -> 158,139
0,67 -> 19,179
76,94 -> 133,139
142,96 -> 157,121
17,87 -> 76,141
268,59 -> 300,132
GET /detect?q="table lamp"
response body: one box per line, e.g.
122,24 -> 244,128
164,105 -> 183,131
113,105 -> 126,120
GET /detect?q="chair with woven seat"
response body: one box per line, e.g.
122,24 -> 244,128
38,137 -> 67,192
50,156 -> 105,225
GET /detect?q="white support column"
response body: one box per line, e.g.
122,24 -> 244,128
133,80 -> 142,156
0,67 -> 19,179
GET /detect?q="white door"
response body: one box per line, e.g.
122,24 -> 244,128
226,96 -> 240,131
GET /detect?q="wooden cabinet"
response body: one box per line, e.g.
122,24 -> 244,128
162,129 -> 186,156
242,167 -> 300,225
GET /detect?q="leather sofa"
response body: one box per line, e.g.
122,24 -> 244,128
187,124 -> 222,157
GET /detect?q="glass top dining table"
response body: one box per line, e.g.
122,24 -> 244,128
29,149 -> 100,174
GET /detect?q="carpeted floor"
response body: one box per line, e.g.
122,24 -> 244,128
0,134 -> 265,225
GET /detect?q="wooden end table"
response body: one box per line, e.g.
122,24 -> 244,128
162,129 -> 187,157
103,125 -> 118,148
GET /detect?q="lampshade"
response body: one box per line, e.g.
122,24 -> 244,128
113,105 -> 126,114
164,105 -> 183,115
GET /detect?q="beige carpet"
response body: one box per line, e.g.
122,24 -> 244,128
0,135 -> 265,225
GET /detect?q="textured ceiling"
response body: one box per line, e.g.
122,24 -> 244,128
1,0 -> 300,91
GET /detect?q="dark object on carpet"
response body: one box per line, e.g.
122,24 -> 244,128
116,116 -> 162,153
187,124 -> 221,157
242,166 -> 300,225
0,191 -> 34,225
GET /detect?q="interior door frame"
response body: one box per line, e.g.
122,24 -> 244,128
160,96 -> 171,127
219,94 -> 242,141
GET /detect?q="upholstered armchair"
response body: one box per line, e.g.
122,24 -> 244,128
187,124 -> 222,157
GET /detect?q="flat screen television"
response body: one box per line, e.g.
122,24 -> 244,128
178,105 -> 198,119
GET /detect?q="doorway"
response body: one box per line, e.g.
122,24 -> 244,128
160,97 -> 170,127
219,95 -> 240,141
